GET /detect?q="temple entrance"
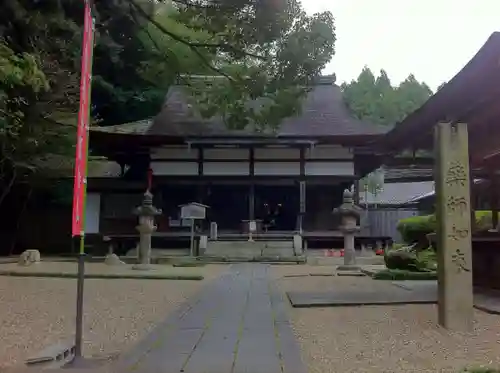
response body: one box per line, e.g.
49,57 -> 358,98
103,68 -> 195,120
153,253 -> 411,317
206,185 -> 248,231
255,185 -> 299,231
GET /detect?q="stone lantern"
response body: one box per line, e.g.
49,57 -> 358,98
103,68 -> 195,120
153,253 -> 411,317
333,189 -> 363,269
132,190 -> 161,270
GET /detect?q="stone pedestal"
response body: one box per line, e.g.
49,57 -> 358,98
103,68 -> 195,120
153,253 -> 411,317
333,190 -> 362,271
104,253 -> 125,266
210,222 -> 218,241
132,190 -> 161,271
293,234 -> 303,256
435,122 -> 473,331
18,250 -> 41,266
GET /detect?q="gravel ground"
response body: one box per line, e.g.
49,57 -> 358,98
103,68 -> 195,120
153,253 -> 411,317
272,265 -> 500,373
0,263 -> 225,368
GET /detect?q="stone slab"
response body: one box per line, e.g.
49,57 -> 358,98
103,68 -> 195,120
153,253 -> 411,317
392,280 -> 437,292
474,292 -> 500,315
336,271 -> 366,277
287,289 -> 437,307
288,283 -> 500,315
113,264 -> 306,373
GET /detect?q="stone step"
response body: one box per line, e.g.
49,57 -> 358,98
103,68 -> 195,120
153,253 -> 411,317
205,240 -> 295,258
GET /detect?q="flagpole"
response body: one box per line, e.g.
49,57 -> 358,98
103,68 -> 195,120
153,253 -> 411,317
72,0 -> 95,362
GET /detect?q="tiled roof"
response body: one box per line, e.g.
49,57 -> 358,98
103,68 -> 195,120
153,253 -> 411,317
92,76 -> 388,139
359,181 -> 435,206
384,167 -> 434,181
33,154 -> 122,178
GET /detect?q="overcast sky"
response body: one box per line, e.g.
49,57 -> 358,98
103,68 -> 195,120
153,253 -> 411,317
302,0 -> 499,91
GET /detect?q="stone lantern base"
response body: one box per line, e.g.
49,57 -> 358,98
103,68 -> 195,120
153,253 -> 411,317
132,263 -> 155,271
336,264 -> 361,271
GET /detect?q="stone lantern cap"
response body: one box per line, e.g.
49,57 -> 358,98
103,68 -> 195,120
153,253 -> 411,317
134,190 -> 162,216
332,189 -> 363,219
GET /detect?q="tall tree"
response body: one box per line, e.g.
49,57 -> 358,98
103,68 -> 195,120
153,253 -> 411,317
0,0 -> 82,194
127,0 -> 336,130
0,0 -> 336,196
341,67 -> 433,127
342,67 -> 433,197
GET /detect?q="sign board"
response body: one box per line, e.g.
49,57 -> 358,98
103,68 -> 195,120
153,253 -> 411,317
180,202 -> 208,220
249,220 -> 257,232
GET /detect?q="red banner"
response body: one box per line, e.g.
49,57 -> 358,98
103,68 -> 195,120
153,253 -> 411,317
71,1 -> 94,237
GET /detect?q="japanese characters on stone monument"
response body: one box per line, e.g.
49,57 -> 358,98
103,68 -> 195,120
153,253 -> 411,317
435,122 -> 473,331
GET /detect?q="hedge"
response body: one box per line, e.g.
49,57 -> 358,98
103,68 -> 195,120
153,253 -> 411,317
397,210 -> 498,244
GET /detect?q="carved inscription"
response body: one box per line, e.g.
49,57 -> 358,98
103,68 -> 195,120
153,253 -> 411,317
445,161 -> 467,187
447,224 -> 469,241
446,196 -> 468,213
451,248 -> 471,273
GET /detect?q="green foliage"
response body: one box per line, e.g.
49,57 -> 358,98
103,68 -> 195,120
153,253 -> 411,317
397,211 -> 500,245
0,0 -> 82,192
397,215 -> 436,244
384,244 -> 436,272
372,268 -> 437,281
474,211 -> 500,232
360,167 -> 385,197
155,0 -> 337,131
341,67 -> 433,127
0,0 -> 337,210
416,249 -> 437,270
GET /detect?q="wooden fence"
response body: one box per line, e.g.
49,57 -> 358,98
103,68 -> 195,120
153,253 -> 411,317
360,208 -> 419,242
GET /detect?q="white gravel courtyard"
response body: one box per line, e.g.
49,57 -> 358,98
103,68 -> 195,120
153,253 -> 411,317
0,263 -> 225,368
273,265 -> 500,373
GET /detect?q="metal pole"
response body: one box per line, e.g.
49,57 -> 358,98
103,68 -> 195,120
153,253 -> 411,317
74,237 -> 85,358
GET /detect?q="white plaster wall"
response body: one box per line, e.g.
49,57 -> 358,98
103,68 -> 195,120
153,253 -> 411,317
254,148 -> 300,159
204,148 -> 249,160
305,161 -> 354,176
85,193 -> 101,234
151,146 -> 198,159
203,162 -> 250,176
151,161 -> 198,175
305,145 -> 353,159
254,162 -> 300,175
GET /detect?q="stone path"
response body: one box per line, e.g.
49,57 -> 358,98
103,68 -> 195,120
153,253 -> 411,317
112,264 -> 305,373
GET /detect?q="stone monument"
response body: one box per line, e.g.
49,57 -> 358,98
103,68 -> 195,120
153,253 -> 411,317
132,190 -> 161,270
18,249 -> 41,266
435,121 -> 473,331
333,189 -> 363,270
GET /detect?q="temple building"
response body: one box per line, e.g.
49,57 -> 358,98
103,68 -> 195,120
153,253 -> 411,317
86,75 -> 389,251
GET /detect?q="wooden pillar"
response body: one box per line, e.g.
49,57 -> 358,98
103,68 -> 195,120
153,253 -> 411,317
299,180 -> 306,233
489,168 -> 499,230
299,147 -> 306,233
249,184 -> 255,221
435,121 -> 473,331
249,147 -> 255,221
353,179 -> 360,205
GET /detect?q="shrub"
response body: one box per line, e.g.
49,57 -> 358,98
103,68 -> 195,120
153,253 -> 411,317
397,215 -> 436,245
475,211 -> 500,232
416,248 -> 437,270
384,245 -> 437,272
396,211 -> 500,245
